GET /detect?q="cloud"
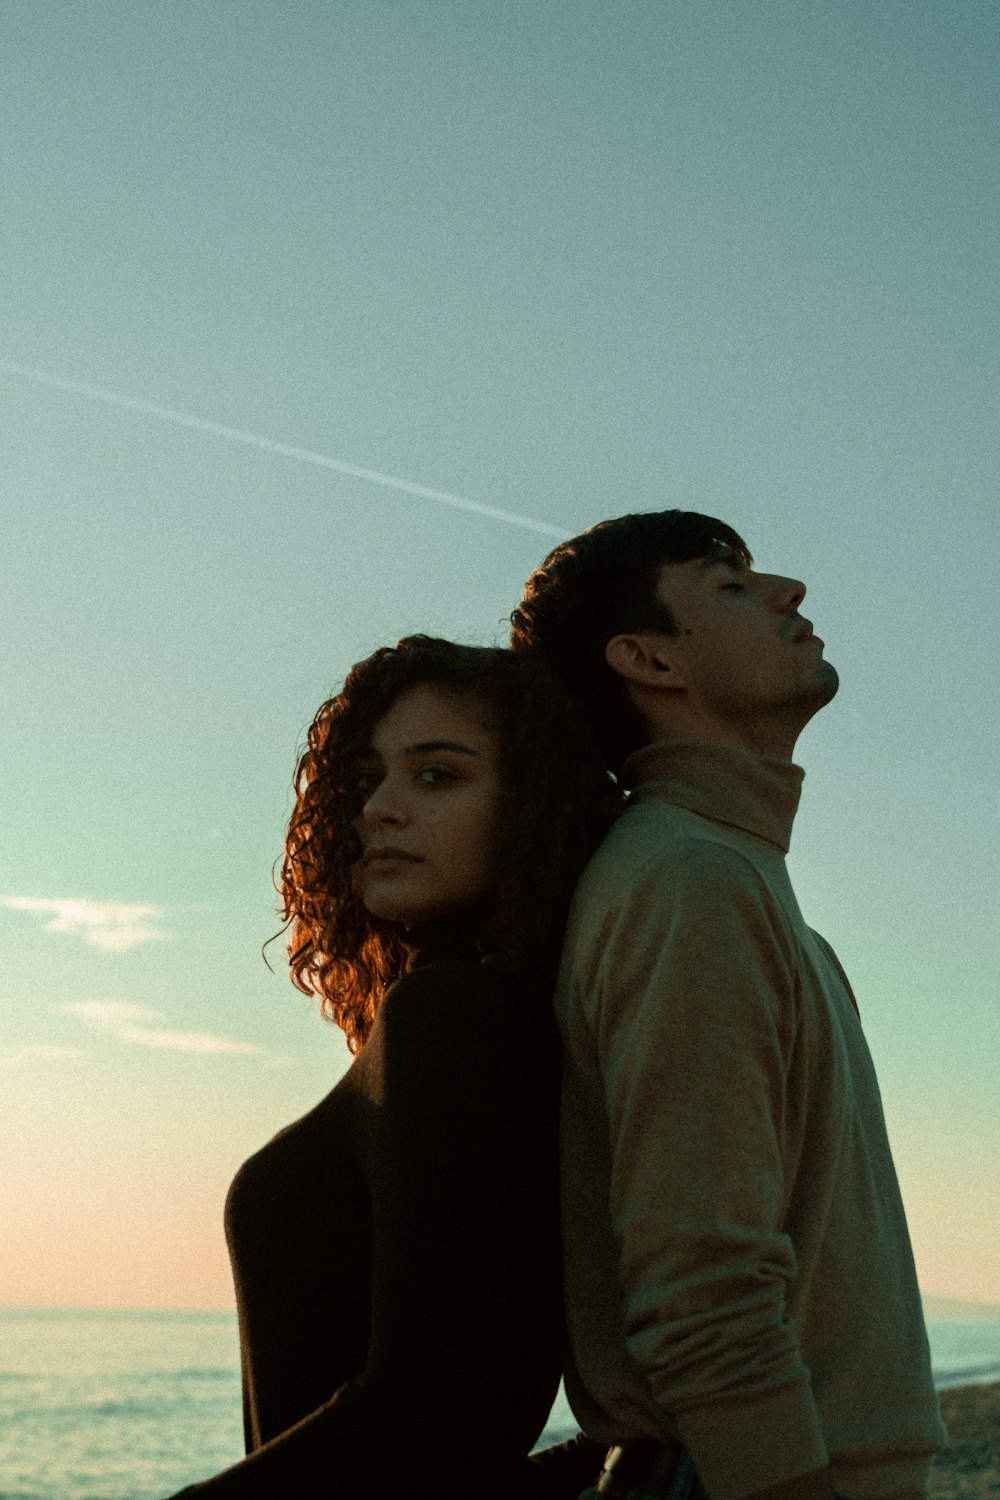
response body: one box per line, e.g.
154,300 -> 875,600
3,897 -> 170,952
114,1026 -> 262,1054
0,1044 -> 85,1068
62,1000 -> 264,1056
21,1044 -> 86,1057
63,1001 -> 160,1025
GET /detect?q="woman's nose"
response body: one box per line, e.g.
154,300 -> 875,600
361,782 -> 408,826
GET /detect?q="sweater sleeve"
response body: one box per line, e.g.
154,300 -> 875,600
168,962 -> 560,1499
586,844 -> 829,1500
364,961 -> 563,1451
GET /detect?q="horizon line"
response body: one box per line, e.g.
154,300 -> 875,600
4,1290 -> 998,1317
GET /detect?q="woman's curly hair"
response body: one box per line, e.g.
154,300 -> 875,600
280,636 -> 620,1053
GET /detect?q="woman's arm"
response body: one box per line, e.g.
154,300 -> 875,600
366,961 -> 563,1454
166,961 -> 562,1498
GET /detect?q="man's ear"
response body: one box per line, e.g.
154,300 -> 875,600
604,633 -> 687,690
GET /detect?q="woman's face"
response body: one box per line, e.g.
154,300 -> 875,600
351,683 -> 503,928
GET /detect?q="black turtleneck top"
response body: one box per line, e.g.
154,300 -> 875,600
170,916 -> 563,1498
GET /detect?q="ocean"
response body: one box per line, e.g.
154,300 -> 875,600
1,1307 -> 998,1500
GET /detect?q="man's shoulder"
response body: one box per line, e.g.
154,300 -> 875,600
573,797 -> 768,916
562,798 -> 797,988
559,803 -> 800,1037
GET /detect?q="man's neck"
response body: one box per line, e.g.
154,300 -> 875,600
641,718 -> 801,762
622,739 -> 804,854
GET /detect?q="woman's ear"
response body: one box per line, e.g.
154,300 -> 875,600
604,633 -> 686,691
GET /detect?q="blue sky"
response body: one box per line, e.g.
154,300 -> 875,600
2,0 -> 997,1307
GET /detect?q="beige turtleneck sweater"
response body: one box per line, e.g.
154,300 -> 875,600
556,740 -> 945,1500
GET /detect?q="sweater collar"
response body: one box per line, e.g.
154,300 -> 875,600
400,902 -> 493,973
622,739 -> 804,854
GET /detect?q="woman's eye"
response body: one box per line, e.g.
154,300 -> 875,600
418,766 -> 457,786
353,773 -> 380,799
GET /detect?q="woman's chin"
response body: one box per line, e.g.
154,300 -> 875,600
362,896 -> 425,928
361,888 -> 495,931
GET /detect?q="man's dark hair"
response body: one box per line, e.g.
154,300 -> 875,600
510,509 -> 752,771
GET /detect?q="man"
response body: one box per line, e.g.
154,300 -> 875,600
511,511 -> 945,1500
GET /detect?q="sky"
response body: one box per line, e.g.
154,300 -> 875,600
2,0 -> 997,1310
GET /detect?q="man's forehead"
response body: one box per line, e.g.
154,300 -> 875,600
694,546 -> 750,571
658,545 -> 749,578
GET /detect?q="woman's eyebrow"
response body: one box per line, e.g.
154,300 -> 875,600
403,740 -> 480,757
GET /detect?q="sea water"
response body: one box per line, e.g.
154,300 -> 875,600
1,1307 -> 997,1500
0,1310 -> 241,1500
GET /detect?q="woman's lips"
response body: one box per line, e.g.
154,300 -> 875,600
361,847 -> 422,867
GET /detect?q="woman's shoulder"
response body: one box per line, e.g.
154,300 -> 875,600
367,957 -> 554,1072
382,955 -> 536,1020
353,960 -> 558,1158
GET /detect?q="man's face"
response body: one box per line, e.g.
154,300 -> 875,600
651,549 -> 839,743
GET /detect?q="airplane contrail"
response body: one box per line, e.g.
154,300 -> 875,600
1,359 -> 567,539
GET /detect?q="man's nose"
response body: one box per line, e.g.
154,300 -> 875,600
772,574 -> 806,611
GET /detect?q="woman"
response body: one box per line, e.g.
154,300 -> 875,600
170,637 -> 616,1498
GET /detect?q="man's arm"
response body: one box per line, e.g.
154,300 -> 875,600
582,844 -> 828,1500
743,1468 -> 836,1500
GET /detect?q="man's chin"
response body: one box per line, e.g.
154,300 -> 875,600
818,658 -> 840,701
802,659 -> 840,718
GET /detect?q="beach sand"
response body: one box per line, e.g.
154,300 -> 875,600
930,1384 -> 1000,1500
